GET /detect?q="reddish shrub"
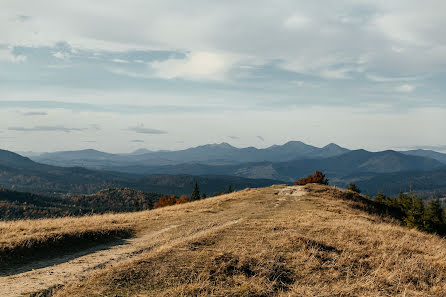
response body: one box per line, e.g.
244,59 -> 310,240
176,195 -> 191,204
154,195 -> 177,208
294,171 -> 329,186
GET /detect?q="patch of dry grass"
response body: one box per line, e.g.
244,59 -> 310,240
4,184 -> 446,296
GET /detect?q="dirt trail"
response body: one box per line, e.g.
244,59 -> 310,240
0,219 -> 244,297
0,185 -> 304,297
0,225 -> 180,296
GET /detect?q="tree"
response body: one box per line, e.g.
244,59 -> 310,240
423,198 -> 444,233
133,201 -> 141,212
226,185 -> 233,194
405,196 -> 424,229
201,193 -> 207,199
374,191 -> 388,203
191,182 -> 200,201
347,183 -> 361,193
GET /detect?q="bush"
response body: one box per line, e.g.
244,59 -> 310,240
294,171 -> 329,186
347,183 -> 361,193
154,195 -> 177,208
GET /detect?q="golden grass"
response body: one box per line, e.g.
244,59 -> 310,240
4,184 -> 446,296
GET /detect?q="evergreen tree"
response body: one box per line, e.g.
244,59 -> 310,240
201,193 -> 207,199
347,183 -> 361,193
133,201 -> 141,212
374,191 -> 388,203
405,196 -> 424,229
226,185 -> 233,194
423,198 -> 444,233
191,181 -> 200,201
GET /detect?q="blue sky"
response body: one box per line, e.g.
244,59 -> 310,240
1,0 -> 446,153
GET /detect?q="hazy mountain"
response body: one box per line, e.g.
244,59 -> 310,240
132,149 -> 444,181
128,148 -> 153,155
354,167 -> 446,196
401,149 -> 446,164
0,149 -> 280,195
30,141 -> 350,169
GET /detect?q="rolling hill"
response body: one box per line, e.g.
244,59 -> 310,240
2,184 -> 446,296
0,149 -> 280,195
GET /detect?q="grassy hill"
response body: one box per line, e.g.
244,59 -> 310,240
2,184 -> 446,296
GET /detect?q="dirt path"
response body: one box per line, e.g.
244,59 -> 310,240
0,185 -> 305,297
0,225 -> 179,297
0,219 -> 244,297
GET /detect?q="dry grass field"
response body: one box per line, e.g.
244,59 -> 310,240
2,184 -> 446,296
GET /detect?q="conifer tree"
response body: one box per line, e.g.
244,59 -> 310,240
374,191 -> 388,203
226,185 -> 233,194
423,198 -> 444,233
191,181 -> 200,201
405,196 -> 424,229
347,183 -> 361,193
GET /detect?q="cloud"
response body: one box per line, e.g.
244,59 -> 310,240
112,58 -> 129,63
53,51 -> 70,59
396,84 -> 416,93
228,136 -> 239,140
257,136 -> 265,141
22,111 -> 48,116
17,15 -> 31,22
8,125 -> 85,133
150,51 -> 237,80
406,145 -> 446,152
0,47 -> 27,63
131,139 -> 145,143
366,74 -> 419,82
128,124 -> 167,134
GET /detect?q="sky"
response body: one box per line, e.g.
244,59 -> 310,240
1,0 -> 446,153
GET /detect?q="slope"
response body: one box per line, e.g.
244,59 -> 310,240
0,149 -> 280,195
2,184 -> 446,296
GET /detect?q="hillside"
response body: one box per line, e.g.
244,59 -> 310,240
2,184 -> 446,296
0,187 -> 162,220
0,149 -> 279,195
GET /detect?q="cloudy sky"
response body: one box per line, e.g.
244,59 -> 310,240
1,0 -> 446,153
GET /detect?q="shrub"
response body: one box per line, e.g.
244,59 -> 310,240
294,171 -> 329,186
347,183 -> 361,193
176,195 -> 191,204
154,195 -> 177,208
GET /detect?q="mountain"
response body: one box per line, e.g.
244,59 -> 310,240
129,148 -> 153,155
402,149 -> 446,164
0,149 -> 280,195
30,141 -> 350,169
4,184 -> 446,296
354,167 -> 446,196
128,149 -> 443,181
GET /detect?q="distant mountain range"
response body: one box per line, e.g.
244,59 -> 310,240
4,141 -> 446,197
0,149 -> 279,195
30,141 -> 350,169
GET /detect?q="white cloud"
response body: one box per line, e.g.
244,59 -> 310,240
396,84 -> 416,93
150,51 -> 237,80
366,74 -> 419,82
111,58 -> 129,63
53,51 -> 70,59
1,1 -> 446,79
283,15 -> 310,29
